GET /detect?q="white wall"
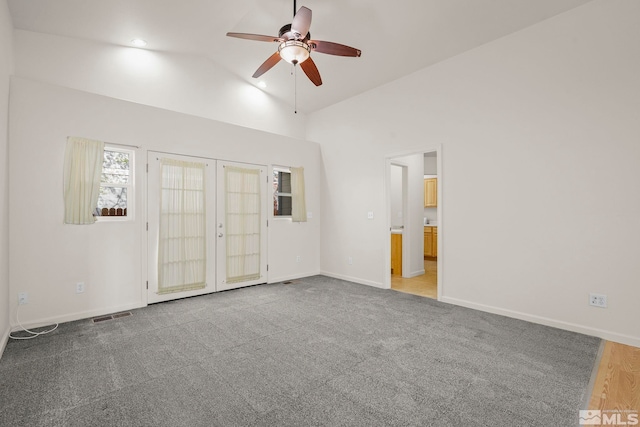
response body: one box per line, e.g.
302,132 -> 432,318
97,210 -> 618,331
0,0 -> 13,354
390,165 -> 403,228
308,0 -> 640,346
13,30 -> 306,140
424,155 -> 437,175
8,77 -> 320,329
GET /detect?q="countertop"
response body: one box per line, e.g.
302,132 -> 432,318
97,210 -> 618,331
391,225 -> 438,234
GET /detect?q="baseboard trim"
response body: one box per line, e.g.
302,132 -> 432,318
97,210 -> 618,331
0,327 -> 9,360
268,271 -> 321,284
9,302 -> 146,332
441,296 -> 640,348
405,269 -> 425,279
320,271 -> 387,289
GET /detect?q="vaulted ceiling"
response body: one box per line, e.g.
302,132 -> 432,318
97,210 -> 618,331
8,0 -> 591,113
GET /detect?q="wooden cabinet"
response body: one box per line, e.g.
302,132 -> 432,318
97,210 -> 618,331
424,227 -> 433,257
433,227 -> 438,257
424,226 -> 438,258
391,233 -> 402,275
424,178 -> 437,207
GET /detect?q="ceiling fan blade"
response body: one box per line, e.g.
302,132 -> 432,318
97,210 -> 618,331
252,52 -> 282,78
310,40 -> 361,57
291,6 -> 312,38
226,32 -> 282,43
300,57 -> 322,86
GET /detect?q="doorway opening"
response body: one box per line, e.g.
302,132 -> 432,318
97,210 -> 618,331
387,149 -> 440,300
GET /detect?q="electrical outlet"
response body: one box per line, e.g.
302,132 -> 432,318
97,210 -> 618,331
307,211 -> 312,219
367,211 -> 374,219
76,282 -> 85,294
296,255 -> 301,263
348,257 -> 353,265
589,293 -> 607,308
18,292 -> 28,305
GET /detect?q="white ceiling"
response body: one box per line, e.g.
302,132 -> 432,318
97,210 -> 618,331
8,0 -> 591,113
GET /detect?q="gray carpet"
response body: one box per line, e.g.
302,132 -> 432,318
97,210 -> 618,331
0,275 -> 600,426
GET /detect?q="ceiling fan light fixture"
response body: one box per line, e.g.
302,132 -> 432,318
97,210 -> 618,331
226,3 -> 360,88
278,40 -> 310,65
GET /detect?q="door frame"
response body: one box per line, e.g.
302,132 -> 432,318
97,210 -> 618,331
384,144 -> 443,301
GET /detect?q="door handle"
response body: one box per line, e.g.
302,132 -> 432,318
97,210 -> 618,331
218,233 -> 223,238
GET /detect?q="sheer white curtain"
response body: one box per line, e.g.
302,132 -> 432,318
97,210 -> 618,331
158,159 -> 206,294
63,137 -> 104,224
291,166 -> 307,222
225,166 -> 261,284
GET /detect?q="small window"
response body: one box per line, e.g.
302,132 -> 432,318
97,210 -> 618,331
273,167 -> 292,217
95,147 -> 134,219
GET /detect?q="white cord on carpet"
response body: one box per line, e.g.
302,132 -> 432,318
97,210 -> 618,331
8,303 -> 58,340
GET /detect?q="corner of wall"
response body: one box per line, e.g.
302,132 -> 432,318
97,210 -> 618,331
319,271 -> 387,290
0,0 -> 15,360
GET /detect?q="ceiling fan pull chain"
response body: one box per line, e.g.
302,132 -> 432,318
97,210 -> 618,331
294,64 -> 298,114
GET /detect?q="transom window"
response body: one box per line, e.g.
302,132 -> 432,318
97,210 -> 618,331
95,147 -> 134,219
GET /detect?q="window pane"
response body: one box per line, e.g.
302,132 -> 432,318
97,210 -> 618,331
277,171 -> 291,193
101,151 -> 130,184
276,195 -> 292,216
273,169 -> 292,216
96,187 -> 127,216
101,171 -> 129,184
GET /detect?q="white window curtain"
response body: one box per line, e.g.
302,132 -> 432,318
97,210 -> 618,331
291,166 -> 307,222
158,159 -> 206,294
63,137 -> 105,224
225,166 -> 261,284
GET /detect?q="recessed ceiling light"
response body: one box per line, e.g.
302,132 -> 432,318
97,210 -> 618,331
130,39 -> 147,48
257,81 -> 267,89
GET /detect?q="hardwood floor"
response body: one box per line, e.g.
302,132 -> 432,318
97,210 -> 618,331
589,341 -> 640,423
391,259 -> 437,299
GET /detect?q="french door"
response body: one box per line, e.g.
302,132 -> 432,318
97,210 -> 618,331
216,160 -> 268,291
147,152 -> 216,304
147,154 -> 268,303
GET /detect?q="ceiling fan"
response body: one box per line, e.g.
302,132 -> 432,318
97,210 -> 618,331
226,0 -> 361,86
